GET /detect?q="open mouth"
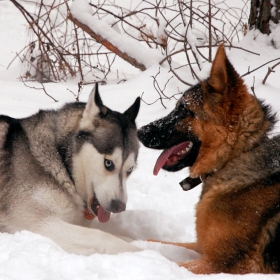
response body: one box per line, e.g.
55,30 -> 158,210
89,195 -> 111,223
153,141 -> 195,175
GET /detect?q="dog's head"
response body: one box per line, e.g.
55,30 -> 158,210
74,84 -> 140,223
138,44 -> 275,179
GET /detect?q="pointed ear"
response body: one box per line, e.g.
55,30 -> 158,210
80,83 -> 107,129
84,84 -> 101,117
208,44 -> 228,93
124,97 -> 141,123
93,83 -> 103,109
93,83 -> 108,117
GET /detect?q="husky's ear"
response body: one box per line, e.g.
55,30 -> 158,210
93,83 -> 103,109
124,97 -> 141,123
80,83 -> 107,129
208,44 -> 228,93
93,83 -> 108,117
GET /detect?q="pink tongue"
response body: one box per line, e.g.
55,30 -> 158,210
98,206 -> 111,223
153,149 -> 173,176
153,142 -> 190,176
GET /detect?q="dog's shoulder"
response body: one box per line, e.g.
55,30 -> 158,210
200,135 -> 280,197
262,135 -> 280,185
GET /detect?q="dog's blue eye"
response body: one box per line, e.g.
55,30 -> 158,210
104,159 -> 114,171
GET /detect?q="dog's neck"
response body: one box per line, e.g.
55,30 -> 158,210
199,134 -> 280,197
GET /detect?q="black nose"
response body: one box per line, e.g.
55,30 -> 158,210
137,126 -> 154,147
110,200 -> 126,213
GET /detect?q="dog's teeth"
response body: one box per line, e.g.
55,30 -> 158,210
96,205 -> 99,209
177,148 -> 188,156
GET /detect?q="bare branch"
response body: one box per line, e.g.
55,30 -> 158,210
250,76 -> 256,97
208,0 -> 212,61
11,0 -> 255,104
242,57 -> 280,77
68,13 -> 146,71
21,77 -> 58,102
141,68 -> 180,107
262,61 -> 280,85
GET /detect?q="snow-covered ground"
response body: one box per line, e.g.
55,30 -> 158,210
1,1 -> 280,279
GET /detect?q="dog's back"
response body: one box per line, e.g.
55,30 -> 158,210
0,104 -> 85,232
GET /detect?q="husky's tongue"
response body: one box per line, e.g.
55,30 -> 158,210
98,206 -> 111,223
153,141 -> 192,175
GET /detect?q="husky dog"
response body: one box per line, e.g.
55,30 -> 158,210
138,44 -> 280,274
0,84 -> 141,255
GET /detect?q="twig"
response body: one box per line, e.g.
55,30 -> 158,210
21,77 -> 58,102
6,45 -> 30,70
242,57 -> 280,77
262,61 -> 280,84
12,0 -> 251,92
141,67 -> 180,108
11,0 -> 75,79
208,0 -> 212,62
65,2 -> 83,82
168,59 -> 194,87
250,76 -> 256,97
67,88 -> 78,100
159,45 -> 259,66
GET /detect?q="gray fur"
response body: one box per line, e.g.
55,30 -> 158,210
0,84 -> 141,255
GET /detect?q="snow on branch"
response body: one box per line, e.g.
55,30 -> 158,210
69,0 -> 164,71
10,0 -> 253,95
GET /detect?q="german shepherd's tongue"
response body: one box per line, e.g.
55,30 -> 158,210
153,141 -> 192,175
98,206 -> 111,223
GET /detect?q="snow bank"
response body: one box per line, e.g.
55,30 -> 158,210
0,1 -> 280,279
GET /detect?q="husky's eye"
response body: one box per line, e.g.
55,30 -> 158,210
104,159 -> 114,171
127,167 -> 134,176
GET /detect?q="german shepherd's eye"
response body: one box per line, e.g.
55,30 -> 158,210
177,103 -> 193,118
127,167 -> 134,176
104,159 -> 115,171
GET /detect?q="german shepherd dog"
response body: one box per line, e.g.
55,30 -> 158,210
138,44 -> 280,274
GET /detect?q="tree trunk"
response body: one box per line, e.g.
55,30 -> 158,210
249,0 -> 280,34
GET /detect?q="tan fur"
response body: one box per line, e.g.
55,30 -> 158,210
141,45 -> 280,274
175,46 -> 271,178
181,46 -> 279,273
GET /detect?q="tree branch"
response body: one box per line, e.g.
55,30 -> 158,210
242,57 -> 280,77
68,13 -> 146,71
262,61 -> 280,85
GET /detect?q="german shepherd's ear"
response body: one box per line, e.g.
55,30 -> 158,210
208,44 -> 228,93
124,97 -> 141,123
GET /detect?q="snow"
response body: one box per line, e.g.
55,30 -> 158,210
70,0 -> 164,69
0,0 -> 280,279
